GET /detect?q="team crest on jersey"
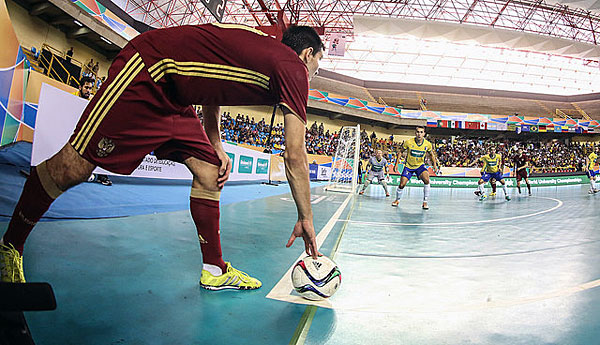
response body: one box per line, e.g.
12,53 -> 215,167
96,137 -> 115,158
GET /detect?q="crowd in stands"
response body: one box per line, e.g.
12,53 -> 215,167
210,111 -> 593,173
434,138 -> 589,172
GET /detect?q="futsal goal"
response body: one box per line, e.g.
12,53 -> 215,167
325,124 -> 361,193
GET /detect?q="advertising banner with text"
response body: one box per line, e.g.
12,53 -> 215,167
32,84 -> 270,181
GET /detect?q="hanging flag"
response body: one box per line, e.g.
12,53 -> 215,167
521,125 -> 530,132
465,121 -> 479,129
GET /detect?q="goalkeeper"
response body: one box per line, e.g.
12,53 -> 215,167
359,149 -> 390,197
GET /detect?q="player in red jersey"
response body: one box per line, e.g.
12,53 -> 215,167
513,147 -> 532,196
0,24 -> 323,290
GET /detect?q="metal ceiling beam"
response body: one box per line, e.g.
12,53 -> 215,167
121,0 -> 600,47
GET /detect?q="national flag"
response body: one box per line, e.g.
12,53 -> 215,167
538,126 -> 546,132
575,127 -> 583,134
554,126 -> 562,133
521,125 -> 530,132
479,122 -> 487,130
530,125 -> 539,132
508,124 -> 516,131
465,121 -> 479,130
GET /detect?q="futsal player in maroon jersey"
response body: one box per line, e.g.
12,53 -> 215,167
513,147 -> 532,196
1,24 -> 323,290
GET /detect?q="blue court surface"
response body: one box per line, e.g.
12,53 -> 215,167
1,145 -> 599,344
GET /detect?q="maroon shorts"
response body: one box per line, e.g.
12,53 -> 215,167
516,169 -> 528,181
69,44 -> 220,174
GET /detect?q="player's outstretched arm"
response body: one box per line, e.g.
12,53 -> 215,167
428,149 -> 440,174
282,110 -> 320,259
202,105 -> 231,189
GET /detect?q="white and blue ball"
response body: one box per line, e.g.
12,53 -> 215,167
291,255 -> 341,301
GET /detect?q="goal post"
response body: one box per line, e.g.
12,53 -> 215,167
325,124 -> 361,193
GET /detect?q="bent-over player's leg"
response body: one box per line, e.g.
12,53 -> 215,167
1,144 -> 95,282
184,157 -> 261,290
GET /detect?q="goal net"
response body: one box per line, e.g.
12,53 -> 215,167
325,124 -> 360,193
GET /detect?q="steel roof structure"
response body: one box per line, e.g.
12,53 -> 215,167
116,0 -> 600,45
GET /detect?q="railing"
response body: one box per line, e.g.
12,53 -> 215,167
41,43 -> 83,69
38,43 -> 84,89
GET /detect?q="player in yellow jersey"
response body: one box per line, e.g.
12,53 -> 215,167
585,146 -> 599,194
392,126 -> 439,210
474,160 -> 498,197
473,146 -> 510,201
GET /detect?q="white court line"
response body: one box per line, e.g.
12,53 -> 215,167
266,193 -> 353,308
342,196 -> 563,227
311,195 -> 327,204
323,277 -> 600,314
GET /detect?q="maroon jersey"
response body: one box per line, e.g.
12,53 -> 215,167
130,23 -> 309,122
514,154 -> 529,169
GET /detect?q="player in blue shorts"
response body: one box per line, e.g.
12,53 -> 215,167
585,147 -> 599,194
391,126 -> 439,210
473,146 -> 510,201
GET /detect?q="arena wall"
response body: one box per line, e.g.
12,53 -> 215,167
6,0 -> 110,77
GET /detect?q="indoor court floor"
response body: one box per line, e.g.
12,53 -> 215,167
3,178 -> 600,345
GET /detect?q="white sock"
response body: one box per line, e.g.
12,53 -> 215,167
591,179 -> 596,190
478,184 -> 485,194
502,184 -> 508,196
382,181 -> 389,194
203,263 -> 223,276
423,184 -> 430,202
395,187 -> 404,201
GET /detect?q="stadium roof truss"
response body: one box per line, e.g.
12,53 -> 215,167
118,0 -> 600,45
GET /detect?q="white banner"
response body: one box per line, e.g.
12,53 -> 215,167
317,166 -> 331,180
32,83 -> 270,181
328,33 -> 346,57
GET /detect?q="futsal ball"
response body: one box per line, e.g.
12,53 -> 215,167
291,255 -> 341,301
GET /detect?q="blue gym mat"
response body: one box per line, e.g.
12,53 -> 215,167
0,142 -> 322,220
